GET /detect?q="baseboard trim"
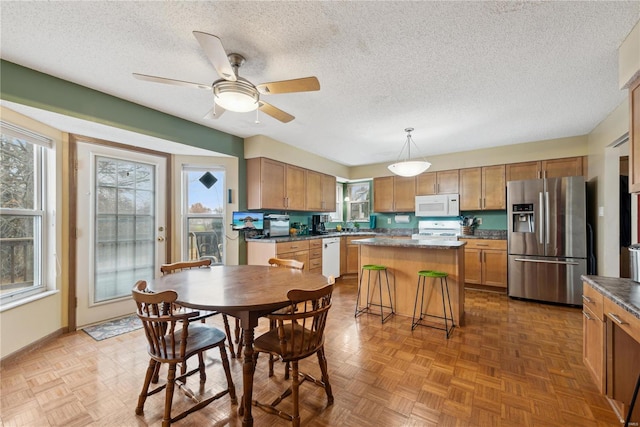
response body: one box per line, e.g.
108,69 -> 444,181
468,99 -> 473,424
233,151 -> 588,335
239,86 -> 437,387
1,327 -> 67,366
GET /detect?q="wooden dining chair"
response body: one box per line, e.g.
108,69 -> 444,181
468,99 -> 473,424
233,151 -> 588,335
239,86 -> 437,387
236,257 -> 305,368
160,259 -> 236,358
132,280 -> 236,427
252,284 -> 334,427
267,257 -> 305,270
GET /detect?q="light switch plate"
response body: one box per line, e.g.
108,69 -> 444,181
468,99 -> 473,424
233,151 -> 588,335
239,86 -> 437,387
598,206 -> 604,217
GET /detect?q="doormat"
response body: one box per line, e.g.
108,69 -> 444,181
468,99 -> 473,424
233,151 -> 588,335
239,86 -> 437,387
82,314 -> 142,341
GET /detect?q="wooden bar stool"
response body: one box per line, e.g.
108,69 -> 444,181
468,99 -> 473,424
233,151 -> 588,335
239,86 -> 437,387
355,264 -> 394,323
412,270 -> 455,338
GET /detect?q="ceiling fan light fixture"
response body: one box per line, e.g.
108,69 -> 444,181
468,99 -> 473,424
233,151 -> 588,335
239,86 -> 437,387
388,128 -> 431,177
213,79 -> 259,112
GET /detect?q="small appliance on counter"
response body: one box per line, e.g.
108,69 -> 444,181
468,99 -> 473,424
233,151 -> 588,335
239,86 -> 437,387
311,214 -> 329,235
264,214 -> 290,237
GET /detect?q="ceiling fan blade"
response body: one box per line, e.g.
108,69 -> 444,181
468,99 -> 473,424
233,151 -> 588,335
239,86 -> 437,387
192,31 -> 237,82
133,73 -> 211,90
203,105 -> 225,120
256,77 -> 320,95
258,101 -> 295,123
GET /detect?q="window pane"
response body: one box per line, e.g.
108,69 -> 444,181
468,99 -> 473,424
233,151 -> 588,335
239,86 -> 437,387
185,170 -> 225,264
346,182 -> 370,222
0,215 -> 39,295
1,135 -> 35,210
94,156 -> 155,303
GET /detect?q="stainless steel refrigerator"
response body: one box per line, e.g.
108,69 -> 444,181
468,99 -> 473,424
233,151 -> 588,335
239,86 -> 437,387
507,176 -> 586,305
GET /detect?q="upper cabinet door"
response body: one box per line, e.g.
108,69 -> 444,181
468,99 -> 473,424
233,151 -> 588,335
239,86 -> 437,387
321,174 -> 337,211
373,176 -> 394,212
247,157 -> 287,210
305,170 -> 323,211
506,161 -> 541,182
482,165 -> 506,210
542,157 -> 584,179
393,176 -> 416,212
416,172 -> 437,195
285,164 -> 306,210
437,170 -> 459,194
459,167 -> 482,210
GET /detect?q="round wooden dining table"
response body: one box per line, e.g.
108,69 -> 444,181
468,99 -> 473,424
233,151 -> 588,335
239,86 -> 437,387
147,264 -> 330,427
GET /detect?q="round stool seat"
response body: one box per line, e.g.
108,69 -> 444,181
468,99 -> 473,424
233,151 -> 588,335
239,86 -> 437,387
362,264 -> 387,271
419,270 -> 448,278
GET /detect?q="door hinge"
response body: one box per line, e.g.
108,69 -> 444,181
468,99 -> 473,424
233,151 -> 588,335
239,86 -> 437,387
75,297 -> 78,308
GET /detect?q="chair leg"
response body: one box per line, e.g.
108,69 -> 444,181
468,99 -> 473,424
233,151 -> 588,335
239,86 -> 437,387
151,360 -> 161,384
316,347 -> 334,404
291,361 -> 300,427
162,363 -> 177,427
198,352 -> 207,383
136,359 -> 157,415
221,314 -> 236,358
218,344 -> 237,404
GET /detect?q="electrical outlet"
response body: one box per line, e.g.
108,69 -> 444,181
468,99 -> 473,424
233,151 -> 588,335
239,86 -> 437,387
477,218 -> 482,225
387,218 -> 392,224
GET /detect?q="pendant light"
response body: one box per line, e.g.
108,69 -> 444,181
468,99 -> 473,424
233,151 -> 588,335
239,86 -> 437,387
388,128 -> 431,177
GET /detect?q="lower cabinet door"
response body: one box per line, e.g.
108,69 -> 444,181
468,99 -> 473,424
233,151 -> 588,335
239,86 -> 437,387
583,306 -> 605,393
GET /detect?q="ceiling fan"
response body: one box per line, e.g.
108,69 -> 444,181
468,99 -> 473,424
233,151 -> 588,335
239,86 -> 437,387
133,31 -> 320,123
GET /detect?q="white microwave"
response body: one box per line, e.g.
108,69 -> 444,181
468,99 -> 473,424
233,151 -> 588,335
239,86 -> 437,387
415,194 -> 460,217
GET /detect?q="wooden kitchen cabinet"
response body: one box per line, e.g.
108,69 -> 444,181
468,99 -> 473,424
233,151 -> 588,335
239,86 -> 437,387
393,176 -> 416,211
582,282 -> 605,393
506,157 -> 586,182
346,236 -> 361,274
460,239 -> 507,288
416,170 -> 459,195
373,176 -> 415,212
373,176 -> 394,212
630,77 -> 640,192
459,165 -> 505,211
306,171 -> 336,212
308,239 -> 323,273
247,239 -> 312,271
247,157 -> 305,210
247,157 -> 335,211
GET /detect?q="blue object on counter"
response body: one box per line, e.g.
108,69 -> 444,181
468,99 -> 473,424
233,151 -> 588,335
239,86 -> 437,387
369,215 -> 376,229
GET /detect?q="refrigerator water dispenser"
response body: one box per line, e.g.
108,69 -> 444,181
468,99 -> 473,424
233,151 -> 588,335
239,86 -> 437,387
512,203 -> 534,233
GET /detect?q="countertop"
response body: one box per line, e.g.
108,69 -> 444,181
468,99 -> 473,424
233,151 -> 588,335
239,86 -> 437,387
246,231 -> 376,243
352,237 -> 466,249
582,275 -> 640,320
246,229 -> 506,243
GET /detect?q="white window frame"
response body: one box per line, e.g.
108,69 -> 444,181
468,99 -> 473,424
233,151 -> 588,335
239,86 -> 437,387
182,166 -> 226,264
346,181 -> 371,223
329,183 -> 343,222
0,122 -> 53,305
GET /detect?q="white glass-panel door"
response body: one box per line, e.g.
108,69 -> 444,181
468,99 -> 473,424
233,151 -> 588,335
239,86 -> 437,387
76,142 -> 166,327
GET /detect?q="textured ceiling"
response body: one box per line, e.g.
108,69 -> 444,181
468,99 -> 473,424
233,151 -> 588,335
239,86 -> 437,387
1,1 -> 639,167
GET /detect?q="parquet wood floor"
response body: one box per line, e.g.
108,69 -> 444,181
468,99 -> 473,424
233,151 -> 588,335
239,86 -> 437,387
1,278 -> 621,426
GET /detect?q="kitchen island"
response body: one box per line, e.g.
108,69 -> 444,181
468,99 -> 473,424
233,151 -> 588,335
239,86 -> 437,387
353,238 -> 466,326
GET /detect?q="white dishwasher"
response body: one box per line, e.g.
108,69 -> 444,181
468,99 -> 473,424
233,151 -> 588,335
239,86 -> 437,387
322,237 -> 341,279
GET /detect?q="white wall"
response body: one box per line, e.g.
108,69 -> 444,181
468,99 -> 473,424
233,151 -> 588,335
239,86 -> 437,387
587,101 -> 630,276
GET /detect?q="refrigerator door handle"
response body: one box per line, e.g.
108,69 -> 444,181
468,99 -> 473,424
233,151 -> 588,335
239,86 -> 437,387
513,258 -> 581,266
538,192 -> 544,244
545,191 -> 550,244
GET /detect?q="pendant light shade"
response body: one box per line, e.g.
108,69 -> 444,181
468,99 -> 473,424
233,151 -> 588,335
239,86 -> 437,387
388,128 -> 431,177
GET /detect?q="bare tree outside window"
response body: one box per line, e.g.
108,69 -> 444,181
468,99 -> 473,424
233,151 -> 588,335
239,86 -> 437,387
0,133 -> 43,297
